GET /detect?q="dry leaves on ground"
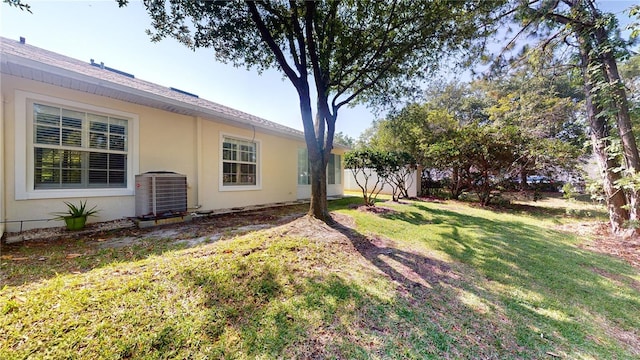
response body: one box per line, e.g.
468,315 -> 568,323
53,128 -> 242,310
560,222 -> 640,270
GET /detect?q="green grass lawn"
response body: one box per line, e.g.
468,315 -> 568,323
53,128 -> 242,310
1,196 -> 639,359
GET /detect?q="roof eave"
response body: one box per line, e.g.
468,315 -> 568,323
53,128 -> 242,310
0,52 -> 306,142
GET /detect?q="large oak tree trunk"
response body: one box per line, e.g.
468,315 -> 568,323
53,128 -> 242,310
581,43 -> 629,233
296,86 -> 331,222
589,115 -> 629,233
301,96 -> 334,222
599,45 -> 640,222
539,0 -> 635,233
308,149 -> 329,220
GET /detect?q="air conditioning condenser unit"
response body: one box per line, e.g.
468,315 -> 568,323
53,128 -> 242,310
135,172 -> 187,218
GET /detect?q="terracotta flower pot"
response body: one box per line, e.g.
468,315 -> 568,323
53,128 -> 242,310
64,216 -> 87,231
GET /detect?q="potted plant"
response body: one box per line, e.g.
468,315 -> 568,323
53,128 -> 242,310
54,200 -> 99,231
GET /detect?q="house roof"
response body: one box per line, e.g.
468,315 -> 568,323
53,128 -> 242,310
0,36 -> 309,141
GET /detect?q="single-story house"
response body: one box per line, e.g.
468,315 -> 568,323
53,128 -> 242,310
0,36 -> 345,234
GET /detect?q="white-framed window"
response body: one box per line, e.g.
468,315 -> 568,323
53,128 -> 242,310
14,91 -> 139,200
33,103 -> 128,189
297,149 -> 341,185
220,135 -> 261,191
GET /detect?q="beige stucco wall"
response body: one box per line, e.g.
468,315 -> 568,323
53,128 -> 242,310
197,120 -> 300,210
1,74 -> 331,233
3,76 -> 134,231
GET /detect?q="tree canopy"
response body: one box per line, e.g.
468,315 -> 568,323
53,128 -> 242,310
505,0 -> 639,233
364,59 -> 587,205
119,0 -> 507,221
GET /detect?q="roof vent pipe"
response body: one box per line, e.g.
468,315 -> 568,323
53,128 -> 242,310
19,37 -> 25,44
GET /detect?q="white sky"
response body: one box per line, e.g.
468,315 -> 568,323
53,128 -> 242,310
1,1 -> 637,140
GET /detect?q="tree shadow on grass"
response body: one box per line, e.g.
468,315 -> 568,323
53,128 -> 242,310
416,204 -> 640,302
333,203 -> 640,357
380,209 -> 437,226
485,202 -> 607,223
329,220 -> 538,358
175,223 -> 530,358
177,238 -> 459,359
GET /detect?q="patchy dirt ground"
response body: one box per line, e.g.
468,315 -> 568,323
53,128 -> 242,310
5,203 -> 639,273
3,199 -> 639,358
3,201 -> 640,287
2,202 -> 392,250
2,203 -> 309,247
558,222 -> 640,270
0,204 -> 313,286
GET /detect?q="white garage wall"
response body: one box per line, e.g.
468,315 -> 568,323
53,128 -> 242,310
344,169 -> 418,198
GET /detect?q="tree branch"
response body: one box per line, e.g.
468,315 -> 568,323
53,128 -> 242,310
246,1 -> 301,87
289,1 -> 308,76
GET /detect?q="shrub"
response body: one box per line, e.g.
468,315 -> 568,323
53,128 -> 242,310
562,183 -> 577,199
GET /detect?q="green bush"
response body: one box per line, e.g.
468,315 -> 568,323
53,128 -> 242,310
562,183 -> 577,199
